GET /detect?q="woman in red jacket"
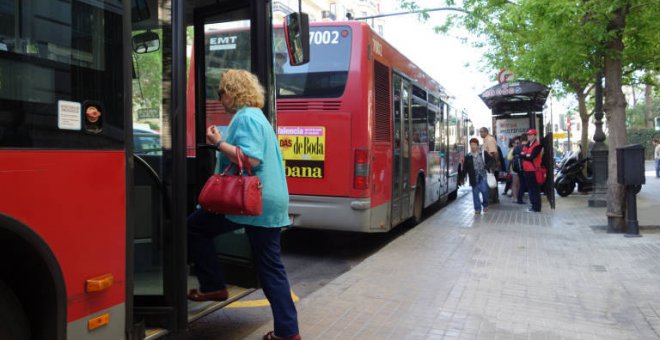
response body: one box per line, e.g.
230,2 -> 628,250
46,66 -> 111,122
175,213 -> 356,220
520,129 -> 543,212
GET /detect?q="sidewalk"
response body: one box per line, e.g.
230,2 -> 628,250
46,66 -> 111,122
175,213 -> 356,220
250,164 -> 660,339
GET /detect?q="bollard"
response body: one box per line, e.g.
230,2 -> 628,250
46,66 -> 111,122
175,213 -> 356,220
624,185 -> 642,238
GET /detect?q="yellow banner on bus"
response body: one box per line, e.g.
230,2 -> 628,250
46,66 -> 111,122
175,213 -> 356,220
277,126 -> 325,161
277,126 -> 326,179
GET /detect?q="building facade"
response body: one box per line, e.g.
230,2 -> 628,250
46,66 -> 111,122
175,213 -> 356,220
273,0 -> 383,34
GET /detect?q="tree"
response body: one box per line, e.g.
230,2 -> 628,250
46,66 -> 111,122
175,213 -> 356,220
400,0 -> 660,229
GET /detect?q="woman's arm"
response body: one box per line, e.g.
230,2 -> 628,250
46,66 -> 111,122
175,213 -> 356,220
207,126 -> 261,168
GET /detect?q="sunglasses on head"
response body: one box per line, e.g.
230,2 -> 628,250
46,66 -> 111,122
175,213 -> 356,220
217,89 -> 225,98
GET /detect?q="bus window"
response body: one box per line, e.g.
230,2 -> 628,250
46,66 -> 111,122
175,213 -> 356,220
274,26 -> 352,98
205,20 -> 252,101
0,0 -> 125,148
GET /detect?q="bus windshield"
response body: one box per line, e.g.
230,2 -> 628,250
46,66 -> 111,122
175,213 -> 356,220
274,26 -> 352,99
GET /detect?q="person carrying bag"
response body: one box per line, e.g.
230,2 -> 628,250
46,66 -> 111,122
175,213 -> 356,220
187,69 -> 301,340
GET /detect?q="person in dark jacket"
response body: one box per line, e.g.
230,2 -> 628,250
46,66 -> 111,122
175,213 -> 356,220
512,133 -> 528,204
459,138 -> 494,214
520,129 -> 543,212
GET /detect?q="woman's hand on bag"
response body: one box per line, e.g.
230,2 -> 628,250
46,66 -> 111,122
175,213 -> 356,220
206,125 -> 223,144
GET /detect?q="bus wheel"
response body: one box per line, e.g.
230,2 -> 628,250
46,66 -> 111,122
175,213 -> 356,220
412,179 -> 424,225
0,280 -> 30,340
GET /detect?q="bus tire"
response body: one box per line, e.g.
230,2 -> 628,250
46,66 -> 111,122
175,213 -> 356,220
411,178 -> 425,226
0,280 -> 30,340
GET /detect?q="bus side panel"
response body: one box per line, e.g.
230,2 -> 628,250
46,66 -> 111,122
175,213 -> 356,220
410,144 -> 427,187
0,151 -> 125,322
370,142 -> 392,213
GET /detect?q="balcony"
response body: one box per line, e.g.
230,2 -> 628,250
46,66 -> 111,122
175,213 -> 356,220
321,10 -> 336,20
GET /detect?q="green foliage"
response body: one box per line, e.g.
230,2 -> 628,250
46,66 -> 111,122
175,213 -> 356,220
627,128 -> 660,159
132,29 -> 164,130
402,0 -> 660,95
626,94 -> 660,128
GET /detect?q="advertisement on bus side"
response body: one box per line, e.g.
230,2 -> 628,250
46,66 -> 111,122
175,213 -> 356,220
278,126 -> 325,179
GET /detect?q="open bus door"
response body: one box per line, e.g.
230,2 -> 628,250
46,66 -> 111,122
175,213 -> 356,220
129,0 -> 281,338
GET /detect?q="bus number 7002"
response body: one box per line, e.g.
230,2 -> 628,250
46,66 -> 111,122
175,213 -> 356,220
309,30 -> 340,45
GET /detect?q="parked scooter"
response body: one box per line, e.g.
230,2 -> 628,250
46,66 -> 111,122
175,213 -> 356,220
554,148 -> 593,197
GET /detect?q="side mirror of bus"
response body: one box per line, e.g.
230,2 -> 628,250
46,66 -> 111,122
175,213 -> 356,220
132,31 -> 160,54
283,12 -> 310,66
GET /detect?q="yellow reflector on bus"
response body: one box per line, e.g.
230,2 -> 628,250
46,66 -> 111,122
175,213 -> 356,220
87,313 -> 109,331
86,273 -> 114,293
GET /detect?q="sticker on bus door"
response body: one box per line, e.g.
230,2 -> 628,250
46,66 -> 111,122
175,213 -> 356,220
277,126 -> 325,179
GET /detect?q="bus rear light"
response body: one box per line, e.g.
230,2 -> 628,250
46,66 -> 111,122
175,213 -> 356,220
354,148 -> 370,190
86,273 -> 114,293
87,313 -> 110,331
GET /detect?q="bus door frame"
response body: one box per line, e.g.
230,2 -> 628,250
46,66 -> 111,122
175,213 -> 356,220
130,0 -> 273,335
190,0 -> 274,296
391,71 -> 413,226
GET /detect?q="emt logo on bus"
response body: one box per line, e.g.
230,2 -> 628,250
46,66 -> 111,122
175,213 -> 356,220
209,36 -> 238,50
278,126 -> 325,178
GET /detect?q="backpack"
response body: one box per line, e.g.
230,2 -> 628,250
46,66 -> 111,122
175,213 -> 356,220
512,146 -> 523,173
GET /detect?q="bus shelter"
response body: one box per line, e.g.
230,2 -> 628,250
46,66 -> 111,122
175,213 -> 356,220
479,80 -> 555,209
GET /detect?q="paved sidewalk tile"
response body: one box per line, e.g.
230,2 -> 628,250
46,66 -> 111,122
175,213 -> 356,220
249,174 -> 660,339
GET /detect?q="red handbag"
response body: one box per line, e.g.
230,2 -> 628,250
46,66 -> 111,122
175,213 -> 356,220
198,147 -> 263,216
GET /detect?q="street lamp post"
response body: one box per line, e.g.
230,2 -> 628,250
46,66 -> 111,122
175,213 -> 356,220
589,71 -> 607,208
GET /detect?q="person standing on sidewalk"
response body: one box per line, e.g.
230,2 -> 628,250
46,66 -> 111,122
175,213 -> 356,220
654,139 -> 660,178
479,127 -> 499,170
187,69 -> 301,340
513,133 -> 528,204
507,136 -> 521,201
520,129 -> 543,212
459,138 -> 494,214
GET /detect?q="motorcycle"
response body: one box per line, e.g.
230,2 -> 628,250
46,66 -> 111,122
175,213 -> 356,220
554,149 -> 593,197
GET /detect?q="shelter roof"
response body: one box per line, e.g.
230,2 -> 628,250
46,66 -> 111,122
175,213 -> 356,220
479,80 -> 550,115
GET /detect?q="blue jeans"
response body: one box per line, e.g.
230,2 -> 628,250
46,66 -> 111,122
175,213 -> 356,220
471,175 -> 489,211
187,209 -> 299,337
523,171 -> 541,212
655,159 -> 660,177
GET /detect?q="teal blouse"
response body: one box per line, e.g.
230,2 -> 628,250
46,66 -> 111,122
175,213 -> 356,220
216,107 -> 290,227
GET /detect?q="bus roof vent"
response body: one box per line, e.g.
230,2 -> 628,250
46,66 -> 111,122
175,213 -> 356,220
277,101 -> 341,111
374,61 -> 391,142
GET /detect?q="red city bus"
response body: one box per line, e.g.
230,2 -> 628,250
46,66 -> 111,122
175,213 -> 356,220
0,1 -> 296,339
275,21 -> 471,232
188,21 -> 472,233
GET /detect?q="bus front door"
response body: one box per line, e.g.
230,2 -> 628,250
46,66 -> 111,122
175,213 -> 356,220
130,0 -> 273,337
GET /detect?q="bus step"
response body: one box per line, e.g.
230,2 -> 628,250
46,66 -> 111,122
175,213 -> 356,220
188,285 -> 256,323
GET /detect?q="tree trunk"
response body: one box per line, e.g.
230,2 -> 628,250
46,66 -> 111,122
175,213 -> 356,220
576,90 -> 590,158
604,6 -> 629,233
645,83 -> 653,128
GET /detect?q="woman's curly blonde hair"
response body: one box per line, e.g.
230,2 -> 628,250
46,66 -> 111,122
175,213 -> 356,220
220,69 -> 265,112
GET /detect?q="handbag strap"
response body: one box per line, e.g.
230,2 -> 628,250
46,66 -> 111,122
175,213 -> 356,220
236,147 -> 254,176
220,146 -> 254,176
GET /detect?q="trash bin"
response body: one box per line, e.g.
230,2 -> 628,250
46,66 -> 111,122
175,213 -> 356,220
616,144 -> 645,237
616,144 -> 645,186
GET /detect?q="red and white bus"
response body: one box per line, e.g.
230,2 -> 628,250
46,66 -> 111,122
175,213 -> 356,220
189,21 -> 472,233
0,1 -> 292,339
275,21 -> 471,232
